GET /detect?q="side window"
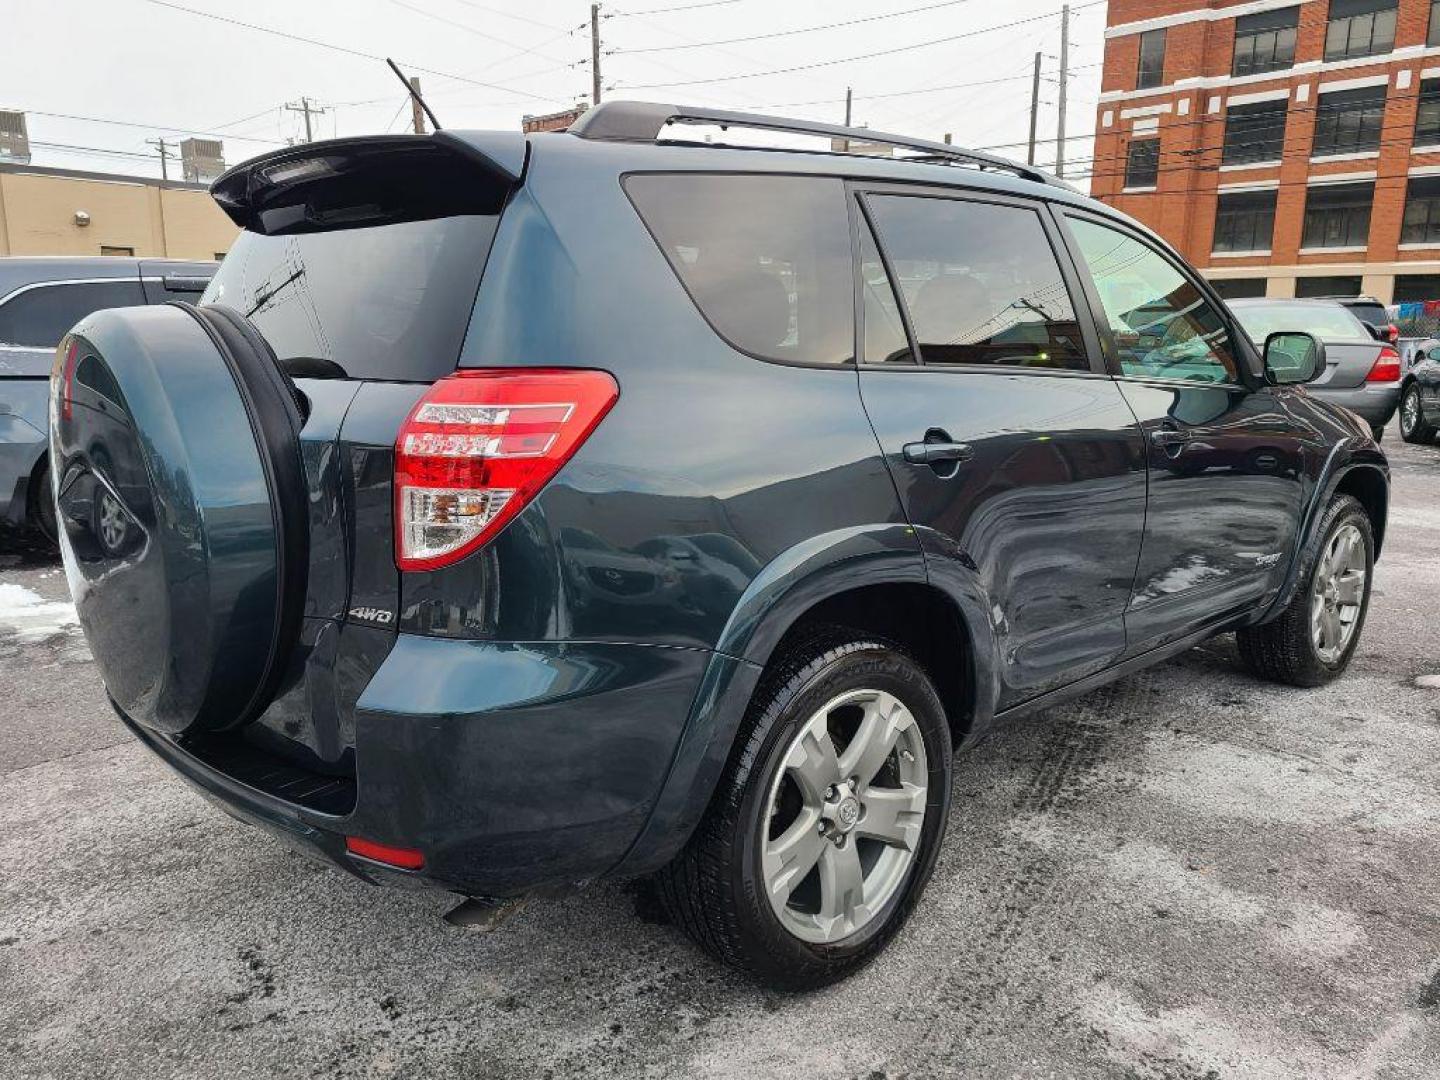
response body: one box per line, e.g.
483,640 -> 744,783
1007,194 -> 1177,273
857,220 -> 913,364
863,194 -> 1090,371
625,174 -> 855,366
0,280 -> 145,348
1067,217 -> 1240,385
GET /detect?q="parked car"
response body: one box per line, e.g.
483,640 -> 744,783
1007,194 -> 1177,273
1316,294 -> 1399,345
1227,298 -> 1402,440
50,104 -> 1388,989
0,256 -> 215,543
1400,342 -> 1440,443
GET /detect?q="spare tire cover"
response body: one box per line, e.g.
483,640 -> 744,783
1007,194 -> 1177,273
51,303 -> 307,737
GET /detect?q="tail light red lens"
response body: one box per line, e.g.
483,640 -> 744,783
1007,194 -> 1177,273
1367,346 -> 1401,383
1385,323 -> 1400,345
394,368 -> 619,571
58,339 -> 79,421
345,836 -> 425,871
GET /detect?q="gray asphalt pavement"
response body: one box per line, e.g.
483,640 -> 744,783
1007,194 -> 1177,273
2,426 -> 1439,1079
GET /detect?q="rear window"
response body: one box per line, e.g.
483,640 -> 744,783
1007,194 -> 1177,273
201,215 -> 499,381
1345,301 -> 1387,326
625,174 -> 854,366
1231,302 -> 1371,343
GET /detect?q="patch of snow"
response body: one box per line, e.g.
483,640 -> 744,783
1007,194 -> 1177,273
0,583 -> 79,643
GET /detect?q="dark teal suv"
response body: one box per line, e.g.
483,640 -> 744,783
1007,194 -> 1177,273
50,103 -> 1388,988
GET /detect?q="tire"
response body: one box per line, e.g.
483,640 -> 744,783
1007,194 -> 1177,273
1237,494 -> 1374,688
1399,383 -> 1436,444
656,631 -> 952,990
1369,424 -> 1385,443
28,459 -> 58,548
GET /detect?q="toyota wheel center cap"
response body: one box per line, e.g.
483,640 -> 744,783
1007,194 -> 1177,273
835,796 -> 861,831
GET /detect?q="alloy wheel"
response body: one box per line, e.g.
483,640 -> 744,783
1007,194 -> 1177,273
1310,522 -> 1366,665
1401,387 -> 1421,437
760,688 -> 928,944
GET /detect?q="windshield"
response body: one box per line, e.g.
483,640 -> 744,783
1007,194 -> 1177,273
1231,302 -> 1371,344
201,215 -> 499,382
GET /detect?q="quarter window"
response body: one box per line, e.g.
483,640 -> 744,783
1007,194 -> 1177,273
0,280 -> 145,348
864,195 -> 1089,371
1301,182 -> 1374,248
1222,99 -> 1288,165
1312,85 -> 1386,157
1213,190 -> 1277,253
1324,0 -> 1397,62
1137,29 -> 1166,90
1233,7 -> 1299,76
1125,139 -> 1160,188
1401,176 -> 1440,245
625,174 -> 855,366
1067,217 -> 1239,385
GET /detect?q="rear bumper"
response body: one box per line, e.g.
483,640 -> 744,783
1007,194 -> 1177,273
121,633 -> 711,897
1311,383 -> 1401,427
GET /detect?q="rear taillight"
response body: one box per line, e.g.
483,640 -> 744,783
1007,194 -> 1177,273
1367,346 -> 1401,383
1385,323 -> 1400,345
59,339 -> 79,421
394,368 -> 619,571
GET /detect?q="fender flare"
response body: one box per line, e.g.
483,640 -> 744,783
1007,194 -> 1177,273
1256,439 -> 1389,625
607,522 -> 1001,878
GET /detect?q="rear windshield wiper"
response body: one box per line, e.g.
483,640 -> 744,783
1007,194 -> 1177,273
246,266 -> 306,317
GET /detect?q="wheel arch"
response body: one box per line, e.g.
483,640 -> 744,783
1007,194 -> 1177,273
608,525 -> 1001,879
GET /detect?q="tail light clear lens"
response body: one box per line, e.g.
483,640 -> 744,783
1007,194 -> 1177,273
394,368 -> 619,571
1367,346 -> 1401,383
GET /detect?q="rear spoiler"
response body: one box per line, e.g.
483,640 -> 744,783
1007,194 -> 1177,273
210,131 -> 527,236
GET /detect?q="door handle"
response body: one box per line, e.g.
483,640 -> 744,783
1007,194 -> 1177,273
1150,429 -> 1189,449
903,439 -> 975,466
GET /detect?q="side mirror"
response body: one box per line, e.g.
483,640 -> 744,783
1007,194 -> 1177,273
1264,331 -> 1326,385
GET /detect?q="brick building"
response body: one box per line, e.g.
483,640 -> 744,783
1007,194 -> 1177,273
1093,0 -> 1440,303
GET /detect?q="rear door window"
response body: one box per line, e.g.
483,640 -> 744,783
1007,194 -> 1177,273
625,173 -> 855,366
201,215 -> 499,381
862,194 -> 1090,371
0,280 -> 145,348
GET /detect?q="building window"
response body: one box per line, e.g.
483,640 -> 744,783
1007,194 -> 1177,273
1302,183 -> 1374,248
1431,0 -> 1440,46
1312,85 -> 1386,157
1210,278 -> 1268,299
1233,7 -> 1299,77
1417,79 -> 1440,147
99,245 -> 134,257
1213,190 -> 1277,252
1401,176 -> 1440,245
1125,139 -> 1160,187
1137,29 -> 1166,89
1324,0 -> 1397,62
1222,99 -> 1288,165
1296,275 -> 1364,298
1395,273 -> 1440,301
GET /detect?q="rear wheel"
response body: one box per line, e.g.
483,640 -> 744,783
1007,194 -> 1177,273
1237,494 -> 1373,687
1400,383 -> 1435,444
657,632 -> 952,989
1369,424 -> 1386,443
28,459 -> 57,547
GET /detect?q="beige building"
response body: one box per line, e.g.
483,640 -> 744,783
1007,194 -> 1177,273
0,162 -> 237,261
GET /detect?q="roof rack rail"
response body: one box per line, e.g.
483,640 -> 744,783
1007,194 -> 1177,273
567,100 -> 1068,189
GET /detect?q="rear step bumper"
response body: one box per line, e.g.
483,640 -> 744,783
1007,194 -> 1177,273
116,634 -> 713,897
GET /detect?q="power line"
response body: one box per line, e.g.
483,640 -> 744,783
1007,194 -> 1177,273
612,1 -> 741,16
609,0 -> 978,54
14,107 -> 286,145
615,1 -> 1106,90
137,0 -> 572,104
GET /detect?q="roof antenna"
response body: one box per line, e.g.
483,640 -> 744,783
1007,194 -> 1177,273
385,58 -> 443,132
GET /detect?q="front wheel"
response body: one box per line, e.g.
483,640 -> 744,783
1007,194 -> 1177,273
1399,383 -> 1435,444
657,633 -> 952,989
28,459 -> 58,548
1237,494 -> 1374,687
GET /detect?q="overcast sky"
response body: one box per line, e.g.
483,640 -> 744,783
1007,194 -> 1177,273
4,0 -> 1106,183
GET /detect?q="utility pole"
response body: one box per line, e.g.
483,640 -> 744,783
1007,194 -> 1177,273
1056,4 -> 1070,177
842,86 -> 852,152
408,77 -> 427,134
146,137 -> 171,181
284,96 -> 327,143
1027,52 -> 1042,166
591,4 -> 603,106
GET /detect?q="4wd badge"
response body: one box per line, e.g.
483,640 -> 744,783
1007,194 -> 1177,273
348,607 -> 395,626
